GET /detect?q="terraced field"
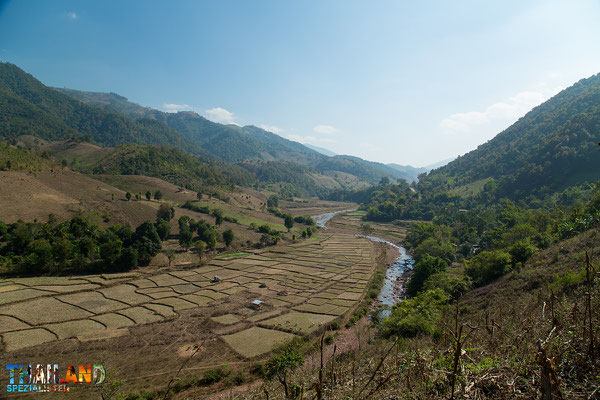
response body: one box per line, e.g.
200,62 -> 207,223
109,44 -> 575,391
0,231 -> 381,394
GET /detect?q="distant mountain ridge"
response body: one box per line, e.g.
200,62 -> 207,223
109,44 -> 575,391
55,85 -> 415,183
305,143 -> 337,156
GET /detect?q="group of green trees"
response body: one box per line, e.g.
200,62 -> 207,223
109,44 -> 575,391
176,215 -> 233,254
0,215 -> 163,275
399,183 -> 600,300
125,189 -> 162,202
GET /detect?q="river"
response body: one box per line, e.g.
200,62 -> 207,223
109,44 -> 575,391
311,209 -> 414,315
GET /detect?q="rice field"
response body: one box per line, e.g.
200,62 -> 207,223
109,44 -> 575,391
0,232 -> 378,361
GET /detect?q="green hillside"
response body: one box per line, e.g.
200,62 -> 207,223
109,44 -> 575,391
0,63 -> 204,154
54,88 -> 409,184
420,73 -> 600,201
56,88 -> 325,164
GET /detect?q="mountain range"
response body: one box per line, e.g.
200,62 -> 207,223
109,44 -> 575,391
0,62 -> 431,194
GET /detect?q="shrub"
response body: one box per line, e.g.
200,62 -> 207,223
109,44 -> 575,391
423,272 -> 472,299
465,250 -> 512,287
406,255 -> 448,297
380,289 -> 448,338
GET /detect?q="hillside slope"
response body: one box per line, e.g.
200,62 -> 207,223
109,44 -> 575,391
55,88 -> 410,183
0,63 -> 205,155
420,72 -> 600,201
56,87 -> 325,164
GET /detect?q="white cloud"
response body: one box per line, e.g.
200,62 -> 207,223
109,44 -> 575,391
287,134 -> 336,145
205,107 -> 235,124
67,12 -> 78,20
163,103 -> 193,113
440,88 -> 561,134
313,124 -> 339,135
259,124 -> 282,134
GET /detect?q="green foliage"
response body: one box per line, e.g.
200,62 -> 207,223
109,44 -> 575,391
222,229 -> 234,247
132,221 -> 162,265
0,63 -> 198,151
156,203 -> 174,222
267,194 -> 279,208
154,219 -> 170,241
201,366 -> 231,385
380,289 -> 448,338
293,216 -> 315,226
423,272 -> 472,299
212,209 -> 224,226
0,217 -> 152,275
284,214 -> 294,231
196,221 -> 217,250
413,238 -> 455,265
266,347 -> 304,398
182,200 -> 210,215
508,239 -> 537,265
125,191 -> 132,201
406,255 -> 448,297
465,250 -> 512,287
145,190 -> 152,201
420,73 -> 600,201
153,190 -> 162,201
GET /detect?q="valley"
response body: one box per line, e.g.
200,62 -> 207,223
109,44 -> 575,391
0,203 -> 388,398
0,59 -> 599,400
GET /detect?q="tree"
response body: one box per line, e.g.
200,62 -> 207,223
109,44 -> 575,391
413,237 -> 455,264
154,190 -> 163,201
284,214 -> 294,232
178,216 -> 193,251
145,190 -> 152,201
212,209 -> 224,226
196,191 -> 203,200
381,289 -> 448,338
267,194 -> 279,208
135,193 -> 140,201
155,219 -> 171,241
179,228 -> 193,251
125,191 -> 132,201
406,255 -> 448,297
266,348 -> 304,398
379,176 -> 390,186
157,203 -> 175,222
465,250 -> 512,287
164,249 -> 176,268
508,239 -> 536,265
132,221 -> 162,265
196,221 -> 217,250
194,241 -> 206,263
223,229 -> 234,247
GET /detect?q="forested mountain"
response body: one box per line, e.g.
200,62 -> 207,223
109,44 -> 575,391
386,163 -> 428,182
419,73 -> 600,201
56,87 -> 410,184
56,88 -> 325,164
0,63 -> 204,155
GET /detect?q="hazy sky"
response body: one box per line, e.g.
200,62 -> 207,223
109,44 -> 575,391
2,0 -> 600,166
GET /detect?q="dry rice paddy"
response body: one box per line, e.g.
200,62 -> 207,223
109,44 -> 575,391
0,231 -> 381,395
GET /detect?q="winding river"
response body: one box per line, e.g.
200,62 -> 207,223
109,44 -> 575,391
311,209 -> 414,314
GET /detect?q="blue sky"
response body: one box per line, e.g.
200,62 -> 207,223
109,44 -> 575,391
1,0 -> 600,166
